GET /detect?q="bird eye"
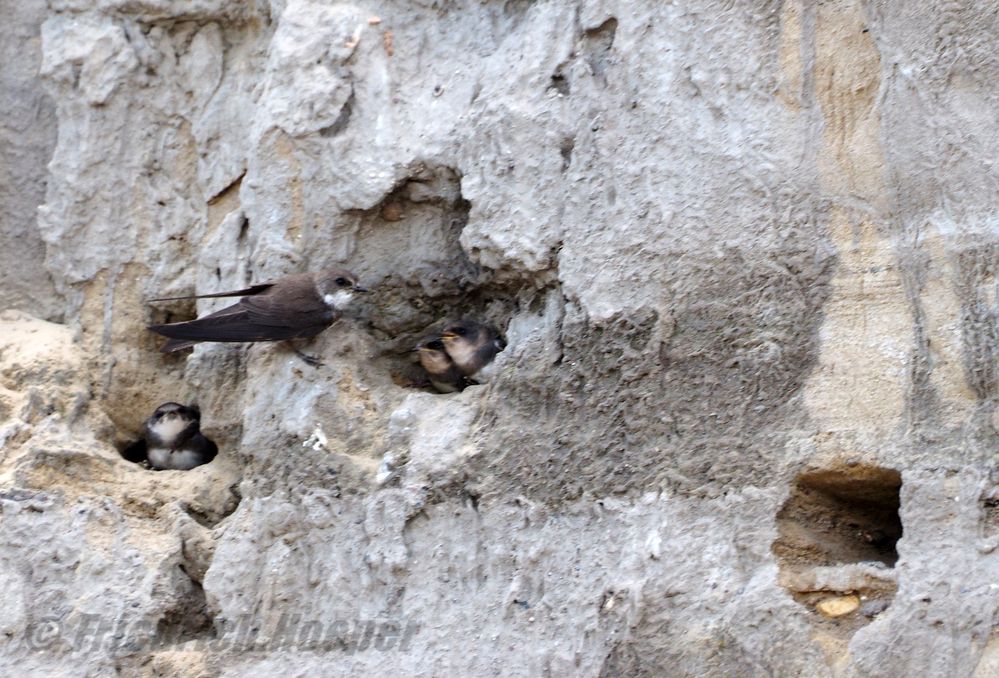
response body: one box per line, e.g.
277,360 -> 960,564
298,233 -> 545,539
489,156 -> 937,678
335,277 -> 349,287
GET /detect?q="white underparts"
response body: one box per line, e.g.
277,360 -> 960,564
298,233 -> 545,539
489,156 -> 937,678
324,290 -> 354,309
444,339 -> 478,372
147,447 -> 204,471
151,415 -> 188,441
419,350 -> 453,374
430,379 -> 461,393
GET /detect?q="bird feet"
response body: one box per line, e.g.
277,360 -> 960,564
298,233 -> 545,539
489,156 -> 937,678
294,349 -> 325,368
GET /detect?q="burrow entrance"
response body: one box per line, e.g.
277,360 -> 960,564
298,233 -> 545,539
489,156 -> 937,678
982,482 -> 999,537
773,464 -> 902,632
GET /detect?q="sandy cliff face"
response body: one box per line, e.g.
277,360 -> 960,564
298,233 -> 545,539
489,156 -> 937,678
1,0 -> 998,675
0,0 -> 60,319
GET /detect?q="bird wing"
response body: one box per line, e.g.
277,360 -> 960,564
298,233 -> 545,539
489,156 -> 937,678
147,283 -> 274,303
196,435 -> 219,464
172,420 -> 203,448
148,296 -> 334,343
159,337 -> 201,353
238,289 -> 336,329
121,438 -> 148,463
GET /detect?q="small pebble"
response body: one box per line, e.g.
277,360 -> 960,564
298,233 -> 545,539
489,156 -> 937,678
816,594 -> 860,618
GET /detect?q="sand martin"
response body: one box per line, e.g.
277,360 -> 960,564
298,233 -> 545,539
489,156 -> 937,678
414,337 -> 475,393
123,402 -> 217,471
147,268 -> 367,352
440,319 -> 506,379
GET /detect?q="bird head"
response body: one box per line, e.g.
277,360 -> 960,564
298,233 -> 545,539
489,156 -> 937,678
151,402 -> 199,423
317,268 -> 368,309
148,402 -> 200,441
414,337 -> 453,373
415,338 -> 447,352
440,320 -> 476,345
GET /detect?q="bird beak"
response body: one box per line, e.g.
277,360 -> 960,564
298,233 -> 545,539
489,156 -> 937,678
352,285 -> 369,293
440,331 -> 457,340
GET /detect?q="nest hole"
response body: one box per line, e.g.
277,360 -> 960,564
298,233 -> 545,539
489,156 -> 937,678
114,405 -> 220,473
338,162 -> 536,393
774,465 -> 902,567
982,485 -> 999,536
773,464 -> 902,630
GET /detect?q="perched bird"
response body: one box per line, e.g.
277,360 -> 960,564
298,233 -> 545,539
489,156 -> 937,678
122,402 -> 217,471
440,319 -> 506,379
414,337 -> 475,393
147,268 -> 367,353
